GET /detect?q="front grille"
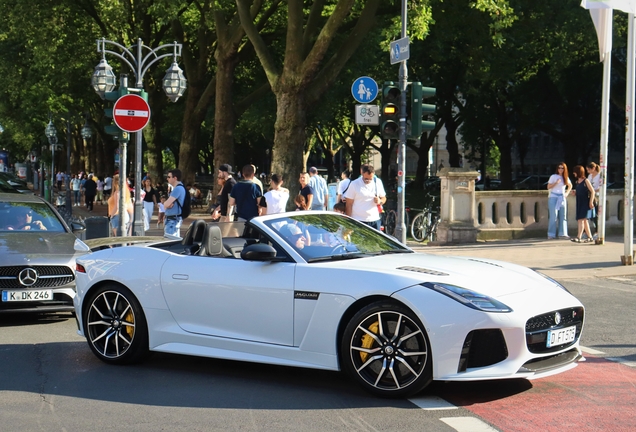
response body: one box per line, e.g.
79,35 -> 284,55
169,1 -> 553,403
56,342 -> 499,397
0,266 -> 75,289
458,329 -> 508,372
525,307 -> 584,354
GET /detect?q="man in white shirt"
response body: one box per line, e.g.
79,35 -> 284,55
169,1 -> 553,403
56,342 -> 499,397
308,167 -> 329,210
344,164 -> 386,231
336,170 -> 351,203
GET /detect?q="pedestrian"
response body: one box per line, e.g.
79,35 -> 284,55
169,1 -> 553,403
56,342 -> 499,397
108,174 -> 133,237
83,175 -> 97,212
571,165 -> 595,243
344,164 -> 386,231
298,172 -> 315,210
260,173 -> 289,215
210,174 -> 225,221
96,176 -> 104,204
142,178 -> 158,230
80,174 -> 87,206
251,164 -> 264,193
336,170 -> 351,203
71,174 -> 81,206
157,195 -> 166,228
586,162 -> 601,238
215,164 -> 237,222
163,169 -> 187,239
228,165 -> 263,221
308,167 -> 329,210
103,174 -> 112,201
56,171 -> 64,191
295,194 -> 308,211
547,162 -> 572,240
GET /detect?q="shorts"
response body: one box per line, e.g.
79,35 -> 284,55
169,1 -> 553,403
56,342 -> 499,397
110,213 -> 131,234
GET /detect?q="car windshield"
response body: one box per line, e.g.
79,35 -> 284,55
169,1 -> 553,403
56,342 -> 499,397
0,201 -> 66,232
264,213 -> 411,263
0,177 -> 20,193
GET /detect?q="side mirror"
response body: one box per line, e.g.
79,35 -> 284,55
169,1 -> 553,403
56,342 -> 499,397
71,222 -> 86,234
240,243 -> 281,261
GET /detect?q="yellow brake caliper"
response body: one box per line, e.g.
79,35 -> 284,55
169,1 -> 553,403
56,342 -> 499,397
359,321 -> 379,362
124,311 -> 135,338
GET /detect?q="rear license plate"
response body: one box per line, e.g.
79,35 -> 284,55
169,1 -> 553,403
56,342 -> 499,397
546,325 -> 576,348
2,290 -> 53,302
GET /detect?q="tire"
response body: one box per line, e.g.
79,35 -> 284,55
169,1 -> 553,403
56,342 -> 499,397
411,212 -> 428,242
83,284 -> 149,365
384,210 -> 397,237
340,301 -> 432,398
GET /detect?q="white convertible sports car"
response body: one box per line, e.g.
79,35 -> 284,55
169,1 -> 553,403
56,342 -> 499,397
74,212 -> 585,398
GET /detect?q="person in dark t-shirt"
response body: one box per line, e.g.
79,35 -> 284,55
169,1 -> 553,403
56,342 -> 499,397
213,164 -> 238,222
229,165 -> 262,221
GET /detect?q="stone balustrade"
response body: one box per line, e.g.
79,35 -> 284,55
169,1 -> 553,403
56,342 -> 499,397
438,168 -> 631,242
475,189 -> 627,240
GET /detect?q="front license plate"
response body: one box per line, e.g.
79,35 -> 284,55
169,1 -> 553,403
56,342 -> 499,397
546,325 -> 576,348
2,290 -> 53,302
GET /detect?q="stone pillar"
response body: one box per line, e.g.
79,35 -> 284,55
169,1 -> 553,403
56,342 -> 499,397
437,168 -> 479,244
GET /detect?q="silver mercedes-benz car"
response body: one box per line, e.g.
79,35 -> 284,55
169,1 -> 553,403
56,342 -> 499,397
0,192 -> 89,313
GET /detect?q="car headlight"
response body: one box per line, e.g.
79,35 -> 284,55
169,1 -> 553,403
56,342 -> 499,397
536,272 -> 571,293
423,282 -> 512,313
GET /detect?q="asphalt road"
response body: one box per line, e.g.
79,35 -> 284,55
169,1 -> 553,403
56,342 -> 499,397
0,277 -> 634,432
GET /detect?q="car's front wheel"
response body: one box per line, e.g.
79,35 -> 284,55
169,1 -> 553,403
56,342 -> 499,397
341,301 -> 432,398
84,284 -> 149,365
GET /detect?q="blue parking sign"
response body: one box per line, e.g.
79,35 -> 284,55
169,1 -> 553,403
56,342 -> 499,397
351,77 -> 378,104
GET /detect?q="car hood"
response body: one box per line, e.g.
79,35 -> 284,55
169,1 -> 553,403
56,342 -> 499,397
0,232 -> 89,266
321,252 -> 548,298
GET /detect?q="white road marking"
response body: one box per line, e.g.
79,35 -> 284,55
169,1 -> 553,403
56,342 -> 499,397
440,417 -> 499,432
580,345 -> 605,355
408,395 -> 458,410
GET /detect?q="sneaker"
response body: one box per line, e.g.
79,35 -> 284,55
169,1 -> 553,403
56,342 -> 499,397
547,237 -> 555,240
559,236 -> 570,240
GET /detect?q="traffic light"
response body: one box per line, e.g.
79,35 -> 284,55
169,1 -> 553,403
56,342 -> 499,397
103,81 -> 130,142
409,82 -> 436,139
381,82 -> 401,140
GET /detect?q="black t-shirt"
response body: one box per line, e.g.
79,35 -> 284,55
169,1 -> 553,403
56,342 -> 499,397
84,179 -> 97,196
220,177 -> 237,216
298,185 -> 315,210
143,187 -> 157,203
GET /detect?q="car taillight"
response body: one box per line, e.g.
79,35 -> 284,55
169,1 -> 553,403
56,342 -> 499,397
76,263 -> 86,273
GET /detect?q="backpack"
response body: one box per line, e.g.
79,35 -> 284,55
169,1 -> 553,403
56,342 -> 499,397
175,184 -> 192,219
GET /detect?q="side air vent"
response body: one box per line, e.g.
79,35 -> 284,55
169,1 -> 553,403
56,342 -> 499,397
397,266 -> 448,276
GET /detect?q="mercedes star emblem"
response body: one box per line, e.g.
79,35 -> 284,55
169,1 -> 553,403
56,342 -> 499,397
18,268 -> 38,287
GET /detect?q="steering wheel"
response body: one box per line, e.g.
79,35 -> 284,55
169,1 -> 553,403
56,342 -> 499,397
329,244 -> 347,255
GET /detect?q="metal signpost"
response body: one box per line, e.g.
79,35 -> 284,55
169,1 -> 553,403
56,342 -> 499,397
392,2 -> 410,244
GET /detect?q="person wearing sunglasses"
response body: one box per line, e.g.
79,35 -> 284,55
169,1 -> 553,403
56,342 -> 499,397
547,162 -> 572,240
6,207 -> 47,231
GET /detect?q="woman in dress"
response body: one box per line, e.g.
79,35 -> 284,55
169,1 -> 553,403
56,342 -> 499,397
571,165 -> 595,243
586,162 -> 601,237
547,162 -> 572,239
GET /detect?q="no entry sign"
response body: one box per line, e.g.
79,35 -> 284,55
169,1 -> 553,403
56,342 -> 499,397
113,94 -> 151,132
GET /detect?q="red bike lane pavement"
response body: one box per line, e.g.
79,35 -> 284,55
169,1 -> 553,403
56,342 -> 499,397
435,356 -> 636,431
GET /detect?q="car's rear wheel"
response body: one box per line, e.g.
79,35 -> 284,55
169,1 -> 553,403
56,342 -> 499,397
84,284 -> 149,364
341,301 -> 432,398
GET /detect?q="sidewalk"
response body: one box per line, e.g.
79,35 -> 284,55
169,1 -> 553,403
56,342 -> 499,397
68,201 -> 636,280
407,237 -> 636,280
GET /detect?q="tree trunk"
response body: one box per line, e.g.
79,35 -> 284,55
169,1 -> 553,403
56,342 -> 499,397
145,90 -> 165,182
271,90 -> 307,206
213,56 -> 239,192
177,86 -> 205,186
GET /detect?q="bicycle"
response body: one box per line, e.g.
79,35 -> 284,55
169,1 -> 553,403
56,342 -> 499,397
411,209 -> 440,242
410,192 -> 440,242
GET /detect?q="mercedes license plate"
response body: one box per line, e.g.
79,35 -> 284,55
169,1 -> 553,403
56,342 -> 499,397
546,325 -> 576,348
2,290 -> 53,302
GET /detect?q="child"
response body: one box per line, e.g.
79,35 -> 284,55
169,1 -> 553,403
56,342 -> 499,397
157,195 -> 166,228
333,201 -> 346,214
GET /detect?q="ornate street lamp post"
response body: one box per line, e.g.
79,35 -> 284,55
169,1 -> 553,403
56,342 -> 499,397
45,116 -> 58,203
92,38 -> 186,236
